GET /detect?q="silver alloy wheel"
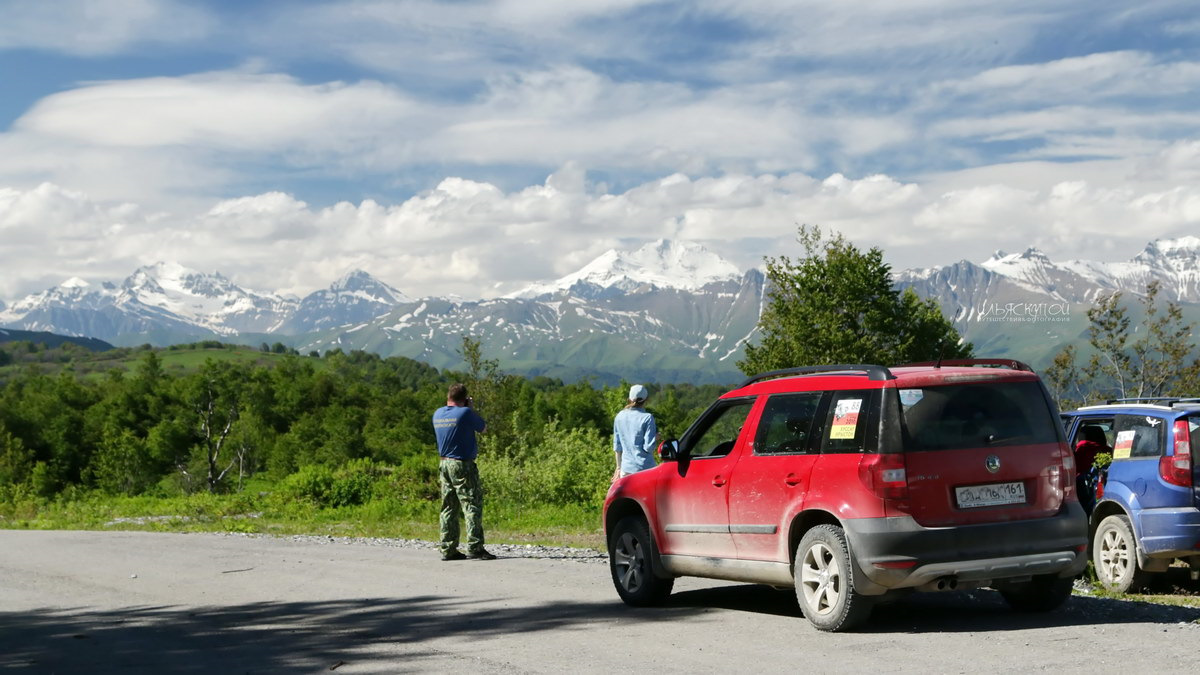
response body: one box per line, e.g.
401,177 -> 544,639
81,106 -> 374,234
800,540 -> 843,616
1097,523 -> 1133,586
613,531 -> 645,594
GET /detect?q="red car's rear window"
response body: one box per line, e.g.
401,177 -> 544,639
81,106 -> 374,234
899,381 -> 1060,451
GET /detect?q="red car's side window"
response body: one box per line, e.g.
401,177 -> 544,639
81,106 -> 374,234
753,392 -> 824,455
684,400 -> 756,458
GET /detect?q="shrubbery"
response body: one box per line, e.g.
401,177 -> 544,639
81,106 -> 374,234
480,421 -> 611,508
0,342 -> 726,530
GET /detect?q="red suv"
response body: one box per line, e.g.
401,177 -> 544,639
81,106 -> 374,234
603,360 -> 1088,631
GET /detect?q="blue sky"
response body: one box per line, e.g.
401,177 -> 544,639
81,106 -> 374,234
3,0 -> 1200,300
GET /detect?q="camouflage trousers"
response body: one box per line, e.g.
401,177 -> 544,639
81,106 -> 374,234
439,458 -> 485,555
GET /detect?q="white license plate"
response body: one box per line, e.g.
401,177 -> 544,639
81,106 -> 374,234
955,481 -> 1026,508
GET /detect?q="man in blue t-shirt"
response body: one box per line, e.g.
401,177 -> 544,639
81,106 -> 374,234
432,383 -> 494,561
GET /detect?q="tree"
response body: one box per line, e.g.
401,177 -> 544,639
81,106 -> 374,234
180,360 -> 248,492
1048,281 -> 1200,403
0,425 -> 33,487
739,226 -> 971,375
457,335 -> 524,457
1042,344 -> 1085,410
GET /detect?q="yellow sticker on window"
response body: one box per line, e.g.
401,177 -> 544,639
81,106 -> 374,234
1113,429 -> 1134,459
830,399 -> 862,440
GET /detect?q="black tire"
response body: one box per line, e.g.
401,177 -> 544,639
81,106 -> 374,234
999,574 -> 1074,612
794,524 -> 873,632
1093,514 -> 1151,593
608,516 -> 674,606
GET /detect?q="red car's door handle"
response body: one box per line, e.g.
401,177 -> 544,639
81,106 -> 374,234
785,473 -> 803,487
712,475 -> 727,487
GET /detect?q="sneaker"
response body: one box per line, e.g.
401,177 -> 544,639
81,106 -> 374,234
467,549 -> 497,560
441,550 -> 467,561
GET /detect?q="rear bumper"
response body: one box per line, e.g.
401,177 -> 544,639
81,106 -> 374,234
1136,506 -> 1200,559
844,502 -> 1089,594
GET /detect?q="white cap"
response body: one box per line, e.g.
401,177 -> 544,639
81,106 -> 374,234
628,384 -> 649,402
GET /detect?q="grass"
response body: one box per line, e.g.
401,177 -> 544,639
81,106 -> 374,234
0,344 -> 328,382
0,488 -> 607,550
1077,563 -> 1200,610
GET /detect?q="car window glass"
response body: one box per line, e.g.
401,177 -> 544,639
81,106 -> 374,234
1112,414 -> 1165,459
822,390 -> 879,453
1071,419 -> 1113,448
900,381 -> 1058,451
754,393 -> 823,454
685,400 -> 755,458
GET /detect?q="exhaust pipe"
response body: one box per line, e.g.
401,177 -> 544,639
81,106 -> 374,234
918,576 -> 959,592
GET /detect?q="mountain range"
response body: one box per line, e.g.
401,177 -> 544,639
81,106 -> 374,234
0,240 -> 763,383
895,236 -> 1200,363
2,237 -> 1199,383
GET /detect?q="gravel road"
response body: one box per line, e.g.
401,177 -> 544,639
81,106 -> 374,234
2,530 -> 1198,673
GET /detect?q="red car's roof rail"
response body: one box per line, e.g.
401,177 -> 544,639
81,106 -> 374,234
896,358 -> 1034,372
739,364 -> 895,388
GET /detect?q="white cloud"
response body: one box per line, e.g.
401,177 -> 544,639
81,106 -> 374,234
15,73 -> 420,151
7,155 -> 1200,302
929,51 -> 1200,108
0,67 -> 818,204
3,0 -> 1200,307
0,0 -> 213,55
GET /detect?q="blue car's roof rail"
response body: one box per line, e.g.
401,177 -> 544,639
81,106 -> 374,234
1104,397 -> 1200,407
739,364 -> 894,388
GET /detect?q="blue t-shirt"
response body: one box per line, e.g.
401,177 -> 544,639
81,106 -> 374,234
433,405 -> 486,460
613,407 -> 658,474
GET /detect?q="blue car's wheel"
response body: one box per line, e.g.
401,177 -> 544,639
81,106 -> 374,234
1093,514 -> 1151,593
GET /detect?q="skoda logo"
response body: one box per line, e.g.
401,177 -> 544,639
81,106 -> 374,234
985,455 -> 1001,474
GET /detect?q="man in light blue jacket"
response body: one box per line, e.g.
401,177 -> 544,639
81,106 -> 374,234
612,384 -> 658,480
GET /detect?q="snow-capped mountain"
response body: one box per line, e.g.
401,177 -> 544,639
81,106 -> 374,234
1107,237 -> 1200,301
900,236 -> 1200,311
297,241 -> 764,383
0,263 -> 297,340
281,269 -> 411,333
295,266 -> 765,384
895,236 -> 1200,363
0,241 -> 763,383
119,262 -> 297,334
509,239 -> 743,299
5,236 -> 1198,383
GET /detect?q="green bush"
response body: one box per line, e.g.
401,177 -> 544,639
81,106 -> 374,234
328,458 -> 380,507
376,454 -> 438,502
480,421 -> 611,507
278,464 -> 336,505
276,459 -> 387,508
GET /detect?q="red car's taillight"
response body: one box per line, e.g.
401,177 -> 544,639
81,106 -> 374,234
859,452 -> 908,500
1160,420 -> 1193,487
1058,443 -> 1076,500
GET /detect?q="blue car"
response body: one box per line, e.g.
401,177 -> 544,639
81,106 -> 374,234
1061,399 -> 1200,592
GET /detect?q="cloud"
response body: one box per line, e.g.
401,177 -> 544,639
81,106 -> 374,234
3,3 -> 1199,208
0,68 -> 802,203
929,51 -> 1200,108
14,72 -> 420,151
0,0 -> 213,55
3,0 -> 1200,306
7,154 -> 1200,302
0,72 -> 429,204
